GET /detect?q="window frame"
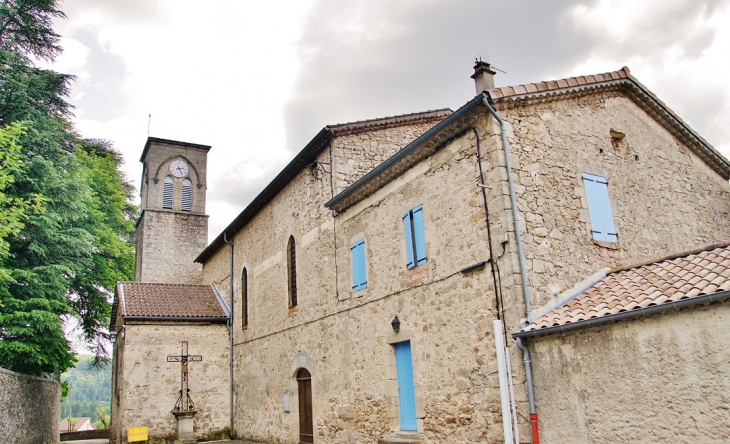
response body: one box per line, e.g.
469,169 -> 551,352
181,178 -> 193,211
162,175 -> 174,209
287,236 -> 297,307
241,267 -> 248,329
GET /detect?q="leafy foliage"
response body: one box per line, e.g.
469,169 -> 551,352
71,140 -> 136,363
0,0 -> 137,376
0,0 -> 65,61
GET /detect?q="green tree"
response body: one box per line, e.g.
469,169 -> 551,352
71,139 -> 136,362
0,122 -> 43,282
0,0 -> 65,61
0,0 -> 136,375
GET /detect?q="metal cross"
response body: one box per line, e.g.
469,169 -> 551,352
167,341 -> 202,412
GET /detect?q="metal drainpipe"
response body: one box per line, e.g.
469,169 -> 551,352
481,95 -> 539,443
223,232 -> 234,438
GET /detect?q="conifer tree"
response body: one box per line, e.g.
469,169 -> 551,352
0,0 -> 136,375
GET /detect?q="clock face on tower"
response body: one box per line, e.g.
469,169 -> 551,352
169,160 -> 189,178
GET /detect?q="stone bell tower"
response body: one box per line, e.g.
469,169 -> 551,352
134,137 -> 210,284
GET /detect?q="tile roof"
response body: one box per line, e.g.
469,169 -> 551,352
112,282 -> 227,328
485,67 -> 630,100
516,242 -> 730,338
328,109 -> 452,136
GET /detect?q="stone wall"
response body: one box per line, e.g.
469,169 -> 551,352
331,117 -> 447,194
204,121 -> 527,443
135,210 -> 207,284
487,92 -> 730,322
0,368 -> 61,444
528,303 -> 730,443
112,323 -> 229,444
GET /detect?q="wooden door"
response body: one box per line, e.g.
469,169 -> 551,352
297,368 -> 314,443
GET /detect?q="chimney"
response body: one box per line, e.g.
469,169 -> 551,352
471,60 -> 497,94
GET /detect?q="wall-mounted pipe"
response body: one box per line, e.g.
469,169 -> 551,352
481,95 -> 539,444
223,232 -> 234,438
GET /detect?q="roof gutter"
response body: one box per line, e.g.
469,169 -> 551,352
513,289 -> 730,340
325,95 -> 483,210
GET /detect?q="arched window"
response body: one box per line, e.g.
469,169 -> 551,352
287,236 -> 297,307
162,176 -> 174,209
181,178 -> 192,211
241,268 -> 248,328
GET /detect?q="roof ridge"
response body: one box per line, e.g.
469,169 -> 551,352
486,66 -> 630,100
328,108 -> 452,129
121,281 -> 212,287
608,240 -> 730,274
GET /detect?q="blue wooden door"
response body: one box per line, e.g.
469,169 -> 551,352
395,341 -> 417,431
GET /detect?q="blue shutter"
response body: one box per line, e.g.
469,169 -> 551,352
583,173 -> 617,242
403,211 -> 415,269
594,178 -> 617,242
412,206 -> 427,266
351,239 -> 367,292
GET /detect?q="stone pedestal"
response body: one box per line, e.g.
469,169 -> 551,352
172,410 -> 197,443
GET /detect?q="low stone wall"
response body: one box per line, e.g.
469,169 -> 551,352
0,367 -> 61,444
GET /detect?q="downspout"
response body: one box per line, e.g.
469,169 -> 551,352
481,94 -> 539,443
469,126 -> 517,442
223,232 -> 234,438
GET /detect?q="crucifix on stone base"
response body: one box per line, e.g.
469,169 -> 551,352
167,341 -> 202,443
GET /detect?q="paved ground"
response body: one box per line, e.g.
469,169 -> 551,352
60,440 -> 109,444
60,439 -> 263,444
201,441 -> 263,443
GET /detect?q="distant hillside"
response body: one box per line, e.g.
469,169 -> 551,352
60,355 -> 111,428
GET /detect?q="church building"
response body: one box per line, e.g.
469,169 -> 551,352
110,64 -> 730,443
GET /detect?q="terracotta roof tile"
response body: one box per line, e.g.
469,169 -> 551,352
521,242 -> 730,334
116,282 -> 226,321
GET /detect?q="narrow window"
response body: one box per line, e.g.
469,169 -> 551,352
241,268 -> 248,328
350,239 -> 367,292
181,178 -> 192,211
402,205 -> 427,269
162,176 -> 174,209
582,173 -> 617,242
287,236 -> 297,307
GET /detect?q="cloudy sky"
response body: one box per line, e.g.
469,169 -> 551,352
44,0 -> 730,241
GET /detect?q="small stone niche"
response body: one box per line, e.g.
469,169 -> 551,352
610,129 -> 630,156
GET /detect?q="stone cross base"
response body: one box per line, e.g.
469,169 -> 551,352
172,410 -> 197,443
